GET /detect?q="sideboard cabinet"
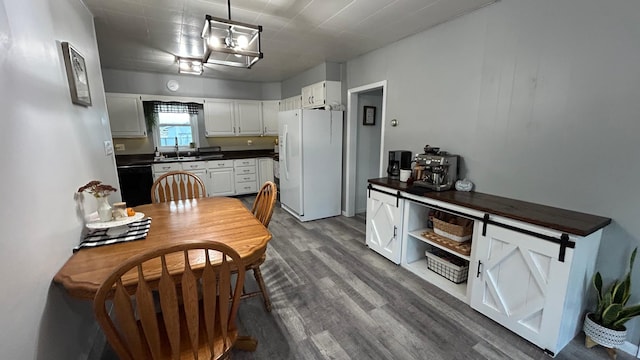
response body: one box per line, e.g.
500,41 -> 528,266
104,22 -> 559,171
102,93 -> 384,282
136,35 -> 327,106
366,180 -> 611,357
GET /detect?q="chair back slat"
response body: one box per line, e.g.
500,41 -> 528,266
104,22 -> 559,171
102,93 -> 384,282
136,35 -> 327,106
218,257 -> 231,348
181,250 -> 201,358
94,241 -> 246,360
251,181 -> 277,227
135,265 -> 163,359
151,171 -> 206,203
202,250 -> 217,355
158,255 -> 181,359
113,280 -> 146,360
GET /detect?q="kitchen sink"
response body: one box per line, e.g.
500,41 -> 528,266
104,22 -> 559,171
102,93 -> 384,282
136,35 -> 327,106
154,154 -> 223,163
155,156 -> 199,162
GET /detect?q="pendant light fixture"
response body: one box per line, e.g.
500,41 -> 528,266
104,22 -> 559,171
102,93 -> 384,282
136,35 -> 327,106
201,0 -> 263,69
177,58 -> 203,75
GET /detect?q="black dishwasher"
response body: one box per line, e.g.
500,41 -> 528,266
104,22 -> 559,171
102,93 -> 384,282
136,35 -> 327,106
116,164 -> 153,206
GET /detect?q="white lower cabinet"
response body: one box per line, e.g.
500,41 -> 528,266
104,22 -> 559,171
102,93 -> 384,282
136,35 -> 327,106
468,220 -> 599,356
234,159 -> 257,195
257,158 -> 274,186
365,183 -> 604,357
206,160 -> 234,196
365,188 -> 404,264
182,162 -> 207,191
152,163 -> 182,182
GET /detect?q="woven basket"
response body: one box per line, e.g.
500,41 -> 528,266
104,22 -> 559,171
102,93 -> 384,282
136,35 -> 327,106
432,217 -> 473,242
425,251 -> 469,284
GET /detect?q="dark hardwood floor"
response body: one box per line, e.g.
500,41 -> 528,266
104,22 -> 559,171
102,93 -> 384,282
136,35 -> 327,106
100,196 -> 633,360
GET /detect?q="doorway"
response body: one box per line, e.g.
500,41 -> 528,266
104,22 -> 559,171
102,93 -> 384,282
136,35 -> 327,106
345,80 -> 387,217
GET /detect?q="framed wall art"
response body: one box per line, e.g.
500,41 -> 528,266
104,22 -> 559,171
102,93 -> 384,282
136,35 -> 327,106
363,106 -> 376,126
61,42 -> 92,106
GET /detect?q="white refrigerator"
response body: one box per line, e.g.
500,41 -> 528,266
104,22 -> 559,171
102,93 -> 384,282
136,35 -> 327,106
278,109 -> 343,221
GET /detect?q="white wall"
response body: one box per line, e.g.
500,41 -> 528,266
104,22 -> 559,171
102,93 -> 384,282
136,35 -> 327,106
347,0 -> 640,343
103,68 -> 282,100
0,0 -> 117,358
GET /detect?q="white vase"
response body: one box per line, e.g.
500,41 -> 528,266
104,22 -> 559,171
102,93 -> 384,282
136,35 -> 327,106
583,313 -> 627,348
96,196 -> 113,222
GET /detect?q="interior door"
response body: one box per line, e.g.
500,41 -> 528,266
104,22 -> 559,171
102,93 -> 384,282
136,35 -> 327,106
469,224 -> 572,353
366,190 -> 403,264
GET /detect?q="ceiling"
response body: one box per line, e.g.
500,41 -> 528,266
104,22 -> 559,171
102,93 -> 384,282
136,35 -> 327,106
84,0 -> 496,82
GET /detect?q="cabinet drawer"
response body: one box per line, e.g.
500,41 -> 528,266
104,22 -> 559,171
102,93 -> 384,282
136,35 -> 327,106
235,182 -> 257,194
207,160 -> 234,169
235,173 -> 257,183
235,166 -> 256,175
234,158 -> 256,167
152,163 -> 181,172
182,161 -> 206,171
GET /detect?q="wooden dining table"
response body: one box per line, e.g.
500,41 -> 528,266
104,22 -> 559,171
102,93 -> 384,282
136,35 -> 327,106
54,196 -> 271,300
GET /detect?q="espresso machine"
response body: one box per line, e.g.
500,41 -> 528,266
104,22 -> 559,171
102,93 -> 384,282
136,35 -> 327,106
413,145 -> 459,191
387,150 -> 412,179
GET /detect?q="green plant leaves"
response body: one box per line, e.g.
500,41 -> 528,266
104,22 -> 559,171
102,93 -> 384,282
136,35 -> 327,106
592,247 -> 639,330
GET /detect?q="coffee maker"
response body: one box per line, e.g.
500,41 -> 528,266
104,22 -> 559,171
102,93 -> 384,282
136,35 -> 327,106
413,145 -> 459,191
387,150 -> 412,179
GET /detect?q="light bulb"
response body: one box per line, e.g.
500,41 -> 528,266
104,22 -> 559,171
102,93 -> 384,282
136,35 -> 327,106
237,35 -> 248,49
208,36 -> 221,48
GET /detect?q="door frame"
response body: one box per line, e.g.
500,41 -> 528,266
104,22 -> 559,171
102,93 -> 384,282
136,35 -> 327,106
344,80 -> 387,217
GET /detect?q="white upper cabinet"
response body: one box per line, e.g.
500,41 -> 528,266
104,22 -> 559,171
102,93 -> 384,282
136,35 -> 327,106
279,95 -> 302,111
203,99 -> 235,137
301,81 -> 341,109
204,99 -> 263,137
262,100 -> 279,135
106,93 -> 147,138
235,100 -> 262,136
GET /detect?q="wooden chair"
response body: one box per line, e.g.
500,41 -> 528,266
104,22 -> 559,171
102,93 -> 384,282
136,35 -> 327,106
242,181 -> 277,312
93,240 -> 255,360
151,171 -> 206,203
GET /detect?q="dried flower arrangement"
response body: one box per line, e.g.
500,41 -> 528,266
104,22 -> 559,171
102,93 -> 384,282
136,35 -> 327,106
77,180 -> 117,198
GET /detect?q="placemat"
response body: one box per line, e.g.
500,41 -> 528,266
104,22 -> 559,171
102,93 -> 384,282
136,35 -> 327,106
421,230 -> 471,256
74,218 -> 152,252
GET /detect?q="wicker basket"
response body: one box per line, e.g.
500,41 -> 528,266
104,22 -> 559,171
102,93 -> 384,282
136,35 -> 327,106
425,251 -> 469,284
432,217 -> 473,242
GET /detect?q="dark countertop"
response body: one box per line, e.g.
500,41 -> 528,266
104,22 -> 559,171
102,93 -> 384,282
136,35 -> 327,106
368,177 -> 611,237
116,150 -> 277,167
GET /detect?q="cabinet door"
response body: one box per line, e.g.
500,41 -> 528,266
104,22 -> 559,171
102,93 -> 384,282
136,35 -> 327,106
301,84 -> 314,108
262,101 -> 279,135
309,81 -> 326,108
469,224 -> 572,353
366,190 -> 403,264
208,169 -> 235,196
235,101 -> 262,135
258,158 -> 274,185
106,93 -> 147,138
204,99 -> 235,137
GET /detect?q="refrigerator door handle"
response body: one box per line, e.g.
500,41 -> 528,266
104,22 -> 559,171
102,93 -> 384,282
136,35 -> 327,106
284,126 -> 289,180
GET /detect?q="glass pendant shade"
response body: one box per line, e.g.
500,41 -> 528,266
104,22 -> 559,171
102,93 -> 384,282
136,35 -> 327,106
201,14 -> 263,68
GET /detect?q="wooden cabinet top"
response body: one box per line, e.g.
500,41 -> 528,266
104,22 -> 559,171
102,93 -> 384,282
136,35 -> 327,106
368,177 -> 611,237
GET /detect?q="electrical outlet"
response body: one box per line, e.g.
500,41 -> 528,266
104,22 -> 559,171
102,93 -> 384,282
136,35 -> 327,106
247,139 -> 253,146
104,140 -> 113,156
115,143 -> 125,151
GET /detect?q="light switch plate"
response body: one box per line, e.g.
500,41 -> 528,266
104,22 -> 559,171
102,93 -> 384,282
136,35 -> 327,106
115,143 -> 125,151
104,140 -> 113,156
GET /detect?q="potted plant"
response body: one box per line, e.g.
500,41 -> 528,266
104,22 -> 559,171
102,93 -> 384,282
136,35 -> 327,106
584,247 -> 640,353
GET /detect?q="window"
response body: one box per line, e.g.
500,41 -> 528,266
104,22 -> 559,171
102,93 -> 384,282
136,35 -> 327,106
145,101 -> 201,152
158,112 -> 194,148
